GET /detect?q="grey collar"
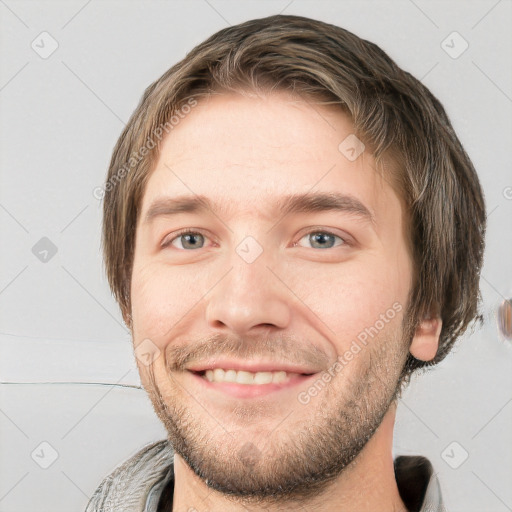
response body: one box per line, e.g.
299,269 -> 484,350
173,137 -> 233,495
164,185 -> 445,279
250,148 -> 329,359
85,440 -> 446,512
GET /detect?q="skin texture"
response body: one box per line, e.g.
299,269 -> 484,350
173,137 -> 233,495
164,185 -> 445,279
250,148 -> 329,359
130,91 -> 442,511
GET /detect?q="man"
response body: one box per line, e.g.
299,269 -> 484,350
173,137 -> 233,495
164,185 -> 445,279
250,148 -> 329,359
86,14 -> 486,512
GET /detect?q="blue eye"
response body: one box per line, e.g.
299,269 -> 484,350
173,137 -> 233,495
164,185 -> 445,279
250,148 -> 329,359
162,229 -> 348,251
296,231 -> 346,249
163,230 -> 207,250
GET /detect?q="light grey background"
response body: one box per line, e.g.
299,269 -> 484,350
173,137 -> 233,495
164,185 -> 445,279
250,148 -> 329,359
0,1 -> 511,511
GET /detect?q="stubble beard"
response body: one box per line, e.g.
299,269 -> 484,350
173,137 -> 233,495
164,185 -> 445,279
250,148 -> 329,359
142,325 -> 409,507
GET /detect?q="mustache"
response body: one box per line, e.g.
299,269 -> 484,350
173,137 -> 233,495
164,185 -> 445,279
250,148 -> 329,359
165,332 -> 330,372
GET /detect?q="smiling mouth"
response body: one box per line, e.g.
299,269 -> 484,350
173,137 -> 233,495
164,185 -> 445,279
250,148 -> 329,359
192,368 -> 314,385
190,368 -> 314,392
185,358 -> 322,398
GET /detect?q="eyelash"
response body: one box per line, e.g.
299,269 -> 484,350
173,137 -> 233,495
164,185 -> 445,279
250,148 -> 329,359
161,228 -> 351,250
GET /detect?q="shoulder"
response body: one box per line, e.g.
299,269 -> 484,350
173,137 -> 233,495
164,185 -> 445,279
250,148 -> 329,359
85,439 -> 174,512
394,455 -> 446,512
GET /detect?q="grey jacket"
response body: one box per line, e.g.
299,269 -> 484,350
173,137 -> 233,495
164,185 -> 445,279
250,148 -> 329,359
85,440 -> 446,512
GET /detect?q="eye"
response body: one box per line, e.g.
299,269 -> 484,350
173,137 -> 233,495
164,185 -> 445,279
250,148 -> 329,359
161,229 -> 209,250
161,228 -> 350,251
295,230 -> 348,249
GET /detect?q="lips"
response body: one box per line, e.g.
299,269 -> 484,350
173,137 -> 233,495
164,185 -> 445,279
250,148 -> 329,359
188,369 -> 317,399
185,359 -> 321,399
204,368 -> 300,385
186,359 -> 320,375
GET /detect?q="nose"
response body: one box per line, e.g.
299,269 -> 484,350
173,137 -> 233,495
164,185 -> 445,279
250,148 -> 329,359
205,243 -> 291,336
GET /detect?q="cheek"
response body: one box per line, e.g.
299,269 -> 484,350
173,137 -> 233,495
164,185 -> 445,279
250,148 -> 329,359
130,261 -> 197,345
290,256 -> 409,350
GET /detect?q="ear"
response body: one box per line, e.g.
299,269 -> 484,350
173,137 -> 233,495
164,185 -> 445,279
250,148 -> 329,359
409,314 -> 443,361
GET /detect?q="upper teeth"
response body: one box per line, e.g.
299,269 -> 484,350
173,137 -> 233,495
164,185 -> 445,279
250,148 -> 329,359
204,369 -> 296,385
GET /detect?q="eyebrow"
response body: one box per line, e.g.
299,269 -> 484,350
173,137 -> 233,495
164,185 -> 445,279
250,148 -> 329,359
142,191 -> 376,227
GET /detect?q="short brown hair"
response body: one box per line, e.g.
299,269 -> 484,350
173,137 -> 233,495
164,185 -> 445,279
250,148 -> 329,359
101,14 -> 486,390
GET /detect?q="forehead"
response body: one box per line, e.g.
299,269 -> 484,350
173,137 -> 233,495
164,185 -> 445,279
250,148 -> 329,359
139,91 -> 401,228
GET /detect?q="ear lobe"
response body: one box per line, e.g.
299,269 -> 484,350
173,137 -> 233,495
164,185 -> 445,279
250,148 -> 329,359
409,316 -> 443,361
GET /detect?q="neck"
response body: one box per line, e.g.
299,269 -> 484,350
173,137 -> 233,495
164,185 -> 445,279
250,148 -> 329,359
172,401 -> 407,512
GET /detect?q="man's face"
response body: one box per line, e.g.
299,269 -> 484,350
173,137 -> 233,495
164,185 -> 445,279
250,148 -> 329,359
131,91 -> 414,500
